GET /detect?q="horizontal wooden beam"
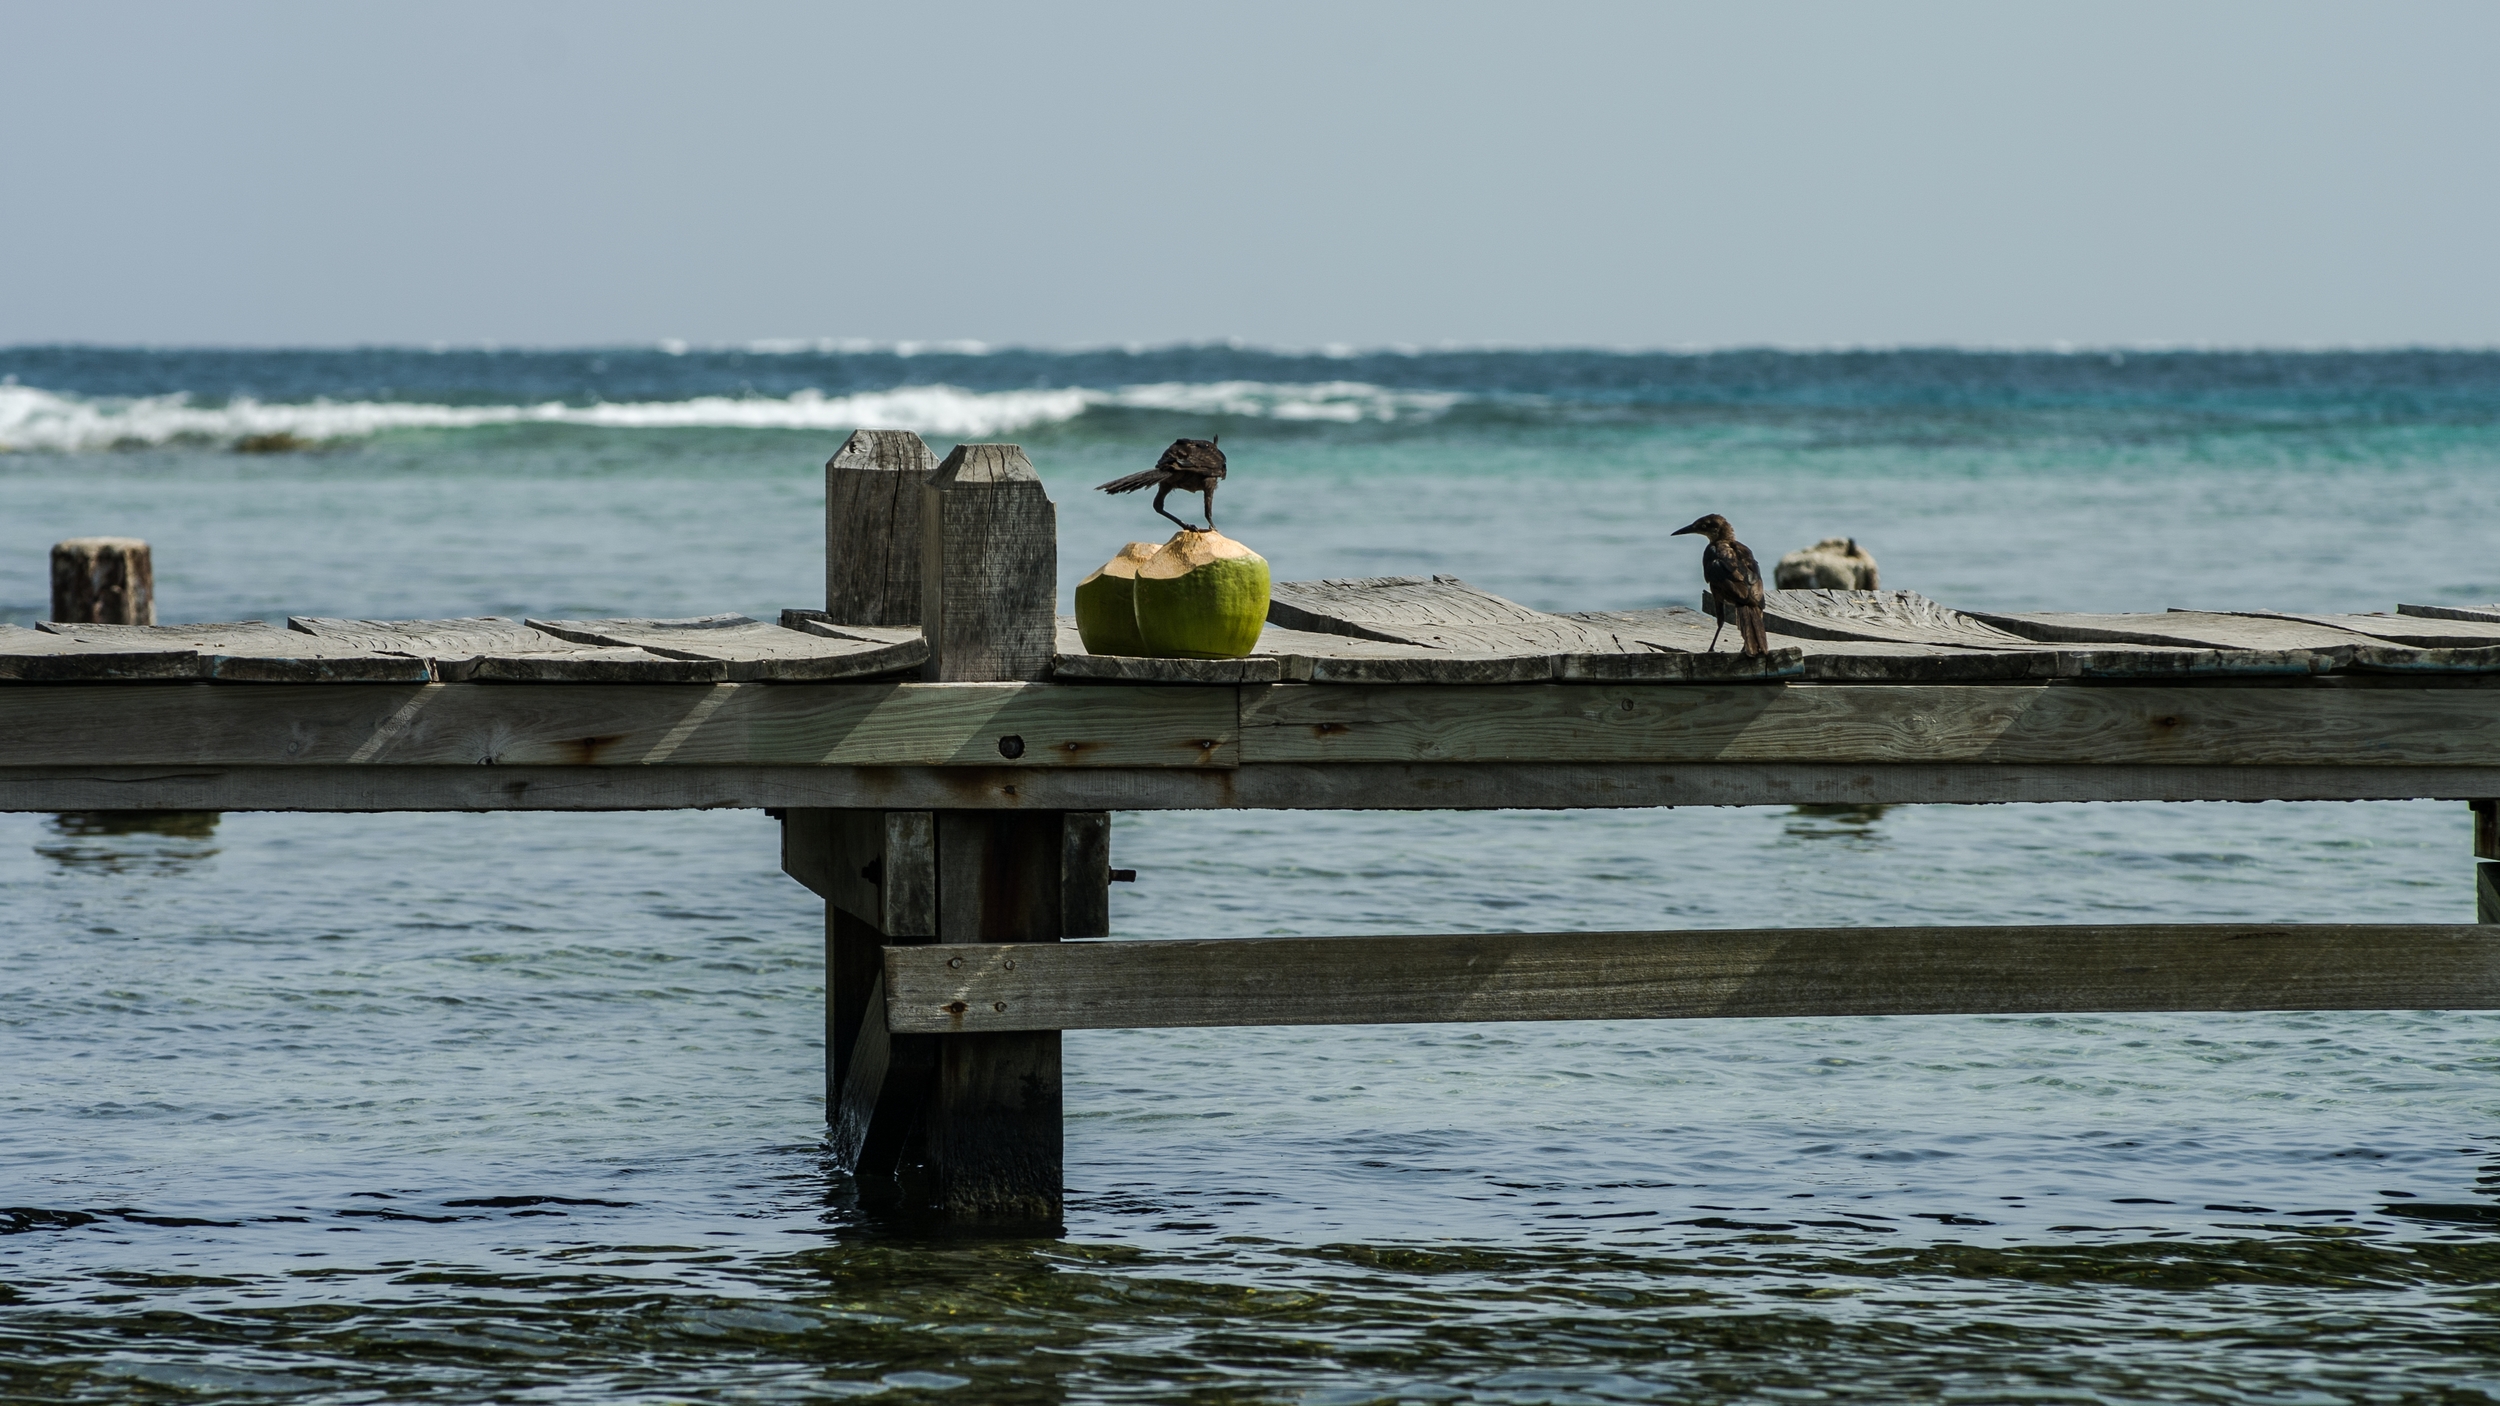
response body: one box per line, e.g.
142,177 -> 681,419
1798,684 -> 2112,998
1239,681 -> 2500,767
6,762 -> 2500,812
1,680 -> 2496,787
885,924 -> 2500,1034
0,682 -> 1236,770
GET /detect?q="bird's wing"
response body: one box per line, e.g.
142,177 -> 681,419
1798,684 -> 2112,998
1095,468 -> 1170,495
1154,439 -> 1227,479
1704,541 -> 1767,608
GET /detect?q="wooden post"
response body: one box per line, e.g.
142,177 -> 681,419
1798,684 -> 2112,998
786,804 -> 1110,1220
826,430 -> 935,626
923,812 -> 1100,1222
784,808 -> 939,1192
51,538 -> 154,625
913,441 -> 1092,1223
920,444 -> 1057,682
788,443 -> 1087,1222
2475,801 -> 2499,924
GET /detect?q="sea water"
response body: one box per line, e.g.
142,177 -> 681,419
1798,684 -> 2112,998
4,347 -> 2500,1403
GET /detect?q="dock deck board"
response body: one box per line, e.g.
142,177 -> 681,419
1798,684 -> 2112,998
528,614 -> 926,681
0,623 -> 200,681
41,621 -> 432,683
289,616 -> 724,683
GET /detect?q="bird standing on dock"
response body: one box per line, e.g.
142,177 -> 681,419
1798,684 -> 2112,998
1671,513 -> 1770,656
1097,437 -> 1226,531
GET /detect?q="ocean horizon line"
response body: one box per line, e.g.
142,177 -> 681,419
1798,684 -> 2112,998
6,338 -> 2498,359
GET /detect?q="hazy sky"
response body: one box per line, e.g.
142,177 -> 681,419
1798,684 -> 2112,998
7,0 -> 2494,349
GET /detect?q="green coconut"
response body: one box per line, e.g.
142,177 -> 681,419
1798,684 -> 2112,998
1133,530 -> 1271,659
1073,541 -> 1164,656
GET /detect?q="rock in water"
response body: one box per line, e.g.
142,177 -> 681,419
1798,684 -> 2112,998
1133,530 -> 1270,659
1774,537 -> 1880,590
1073,542 -> 1163,656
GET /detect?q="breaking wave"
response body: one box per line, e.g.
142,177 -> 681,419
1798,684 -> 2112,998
0,380 -> 1461,452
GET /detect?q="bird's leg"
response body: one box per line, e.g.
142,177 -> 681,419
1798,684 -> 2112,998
1707,613 -> 1725,652
1151,482 -> 1194,532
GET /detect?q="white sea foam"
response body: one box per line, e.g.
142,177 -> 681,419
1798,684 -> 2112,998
0,379 -> 1458,452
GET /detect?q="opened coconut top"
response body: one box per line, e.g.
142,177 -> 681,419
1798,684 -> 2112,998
1079,541 -> 1164,586
1139,529 -> 1264,579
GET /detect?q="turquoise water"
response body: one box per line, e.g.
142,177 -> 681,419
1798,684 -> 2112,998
5,348 -> 2500,1402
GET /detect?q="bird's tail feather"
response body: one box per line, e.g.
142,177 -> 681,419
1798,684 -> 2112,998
1737,605 -> 1770,658
1095,469 -> 1164,495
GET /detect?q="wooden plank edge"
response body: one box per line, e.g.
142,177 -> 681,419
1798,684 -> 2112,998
11,762 -> 2500,812
2402,604 -> 2500,624
886,924 -> 2500,1033
532,617 -> 928,681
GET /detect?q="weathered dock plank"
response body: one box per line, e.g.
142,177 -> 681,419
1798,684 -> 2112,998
41,621 -> 433,683
1056,577 -> 1802,685
1270,575 -> 1632,652
2247,612 -> 2500,649
528,614 -> 926,681
1048,617 -> 1613,685
1959,608 -> 2500,674
290,617 -> 723,682
2401,603 -> 2500,625
1269,577 -> 1808,682
1692,593 -> 2337,680
0,682 -> 1239,768
1734,588 -> 2044,649
1584,604 -> 2038,682
886,924 -> 2500,1034
1968,609 -> 2377,654
1236,680 -> 2500,767
0,623 -> 200,681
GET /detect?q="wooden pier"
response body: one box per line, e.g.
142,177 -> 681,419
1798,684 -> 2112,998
8,429 -> 2500,1224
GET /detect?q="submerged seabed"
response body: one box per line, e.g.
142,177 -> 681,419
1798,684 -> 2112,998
5,347 -> 2500,1403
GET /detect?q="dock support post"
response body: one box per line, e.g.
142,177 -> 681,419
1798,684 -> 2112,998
2476,801 -> 2499,924
784,808 -> 940,1188
916,442 -> 1076,1223
787,441 -> 1089,1222
51,537 -> 154,626
825,430 -> 935,626
920,811 -> 1109,1223
919,444 -> 1057,684
787,806 -> 1108,1219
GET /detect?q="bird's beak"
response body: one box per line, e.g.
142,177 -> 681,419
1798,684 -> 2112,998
1669,518 -> 1707,537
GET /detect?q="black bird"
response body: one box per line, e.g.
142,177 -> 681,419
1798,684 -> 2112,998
1671,513 -> 1770,656
1097,436 -> 1226,531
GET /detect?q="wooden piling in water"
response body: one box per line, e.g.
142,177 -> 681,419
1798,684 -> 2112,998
785,441 -> 1098,1223
51,537 -> 154,626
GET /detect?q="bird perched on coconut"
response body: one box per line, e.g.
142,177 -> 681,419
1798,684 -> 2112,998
1671,513 -> 1770,656
1097,436 -> 1226,531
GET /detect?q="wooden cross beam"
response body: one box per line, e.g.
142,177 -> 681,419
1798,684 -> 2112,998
883,924 -> 2500,1034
